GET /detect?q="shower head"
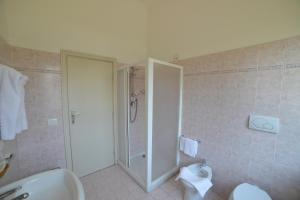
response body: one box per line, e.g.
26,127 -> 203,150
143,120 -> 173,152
129,66 -> 144,73
129,66 -> 137,77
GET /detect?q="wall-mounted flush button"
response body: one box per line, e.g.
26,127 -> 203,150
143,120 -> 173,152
48,118 -> 58,126
249,114 -> 279,134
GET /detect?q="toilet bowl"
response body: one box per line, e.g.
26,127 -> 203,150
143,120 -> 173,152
229,183 -> 272,200
180,163 -> 212,200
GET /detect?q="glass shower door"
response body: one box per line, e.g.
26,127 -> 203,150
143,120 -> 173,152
146,58 -> 183,191
116,59 -> 183,192
152,62 -> 181,180
128,66 -> 147,183
117,69 -> 129,168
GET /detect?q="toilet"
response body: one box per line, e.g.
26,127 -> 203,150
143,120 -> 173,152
179,163 -> 213,200
229,183 -> 272,200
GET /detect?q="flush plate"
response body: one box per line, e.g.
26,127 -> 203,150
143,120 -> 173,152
48,118 -> 58,126
249,114 -> 279,134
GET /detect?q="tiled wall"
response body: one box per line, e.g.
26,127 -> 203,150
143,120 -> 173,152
0,40 -> 66,186
177,36 -> 300,200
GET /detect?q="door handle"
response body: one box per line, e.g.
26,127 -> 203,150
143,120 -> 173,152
70,111 -> 80,124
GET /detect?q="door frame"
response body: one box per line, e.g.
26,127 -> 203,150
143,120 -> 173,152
61,50 -> 118,171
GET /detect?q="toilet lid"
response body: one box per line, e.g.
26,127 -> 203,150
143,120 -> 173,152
233,183 -> 272,200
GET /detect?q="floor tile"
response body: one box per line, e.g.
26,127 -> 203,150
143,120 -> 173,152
81,165 -> 224,200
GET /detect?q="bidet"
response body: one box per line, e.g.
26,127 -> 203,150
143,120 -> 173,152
179,163 -> 213,200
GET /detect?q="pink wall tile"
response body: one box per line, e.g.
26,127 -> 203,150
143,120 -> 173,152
36,51 -> 61,71
180,36 -> 300,200
0,39 -> 11,65
0,45 -> 65,186
283,35 -> 300,65
237,46 -> 259,70
258,40 -> 285,67
10,47 -> 37,69
16,71 -> 65,178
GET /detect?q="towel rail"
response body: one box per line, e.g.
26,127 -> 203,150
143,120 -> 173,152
181,135 -> 201,143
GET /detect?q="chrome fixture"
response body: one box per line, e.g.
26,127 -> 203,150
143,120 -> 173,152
129,67 -> 145,123
199,158 -> 207,167
70,111 -> 80,124
0,186 -> 21,200
0,153 -> 13,163
10,193 -> 29,200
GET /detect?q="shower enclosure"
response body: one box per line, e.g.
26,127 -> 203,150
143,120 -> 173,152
117,58 -> 183,192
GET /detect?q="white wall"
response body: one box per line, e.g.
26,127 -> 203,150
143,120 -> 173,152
1,0 -> 300,62
147,0 -> 300,61
0,0 -> 148,63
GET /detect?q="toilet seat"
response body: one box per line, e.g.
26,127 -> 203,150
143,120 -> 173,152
232,183 -> 271,200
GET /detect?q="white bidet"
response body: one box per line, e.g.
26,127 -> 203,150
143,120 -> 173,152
179,163 -> 212,200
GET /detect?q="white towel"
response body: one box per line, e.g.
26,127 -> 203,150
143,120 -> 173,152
176,167 -> 213,197
179,136 -> 186,151
183,138 -> 198,158
0,64 -> 28,140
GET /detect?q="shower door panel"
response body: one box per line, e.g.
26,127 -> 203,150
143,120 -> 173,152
128,66 -> 147,182
117,69 -> 129,168
148,59 -> 182,184
116,60 -> 182,192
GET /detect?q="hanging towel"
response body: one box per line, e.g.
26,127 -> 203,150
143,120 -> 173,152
176,167 -> 213,197
179,136 -> 186,151
0,64 -> 28,140
183,138 -> 198,158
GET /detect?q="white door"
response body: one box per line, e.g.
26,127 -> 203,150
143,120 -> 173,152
65,52 -> 115,177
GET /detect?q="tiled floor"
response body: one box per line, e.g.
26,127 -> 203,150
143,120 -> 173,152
81,165 -> 223,200
129,156 -> 147,182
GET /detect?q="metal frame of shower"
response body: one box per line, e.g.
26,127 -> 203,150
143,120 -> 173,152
116,58 -> 183,192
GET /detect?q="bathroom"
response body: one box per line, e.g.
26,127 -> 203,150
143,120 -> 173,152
0,0 -> 300,200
